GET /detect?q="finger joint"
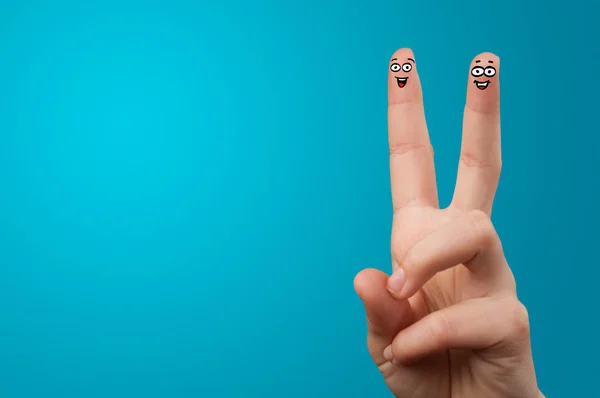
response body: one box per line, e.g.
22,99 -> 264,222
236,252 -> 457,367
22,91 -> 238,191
460,151 -> 501,171
390,142 -> 432,156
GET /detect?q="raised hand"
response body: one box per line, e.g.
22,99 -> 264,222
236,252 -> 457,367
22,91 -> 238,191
354,48 -> 543,398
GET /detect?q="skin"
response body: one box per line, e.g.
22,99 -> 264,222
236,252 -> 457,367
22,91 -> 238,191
354,49 -> 545,398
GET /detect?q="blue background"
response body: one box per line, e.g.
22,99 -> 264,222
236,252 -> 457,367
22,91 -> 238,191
0,0 -> 597,396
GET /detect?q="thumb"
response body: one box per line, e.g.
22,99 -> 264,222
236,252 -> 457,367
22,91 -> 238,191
354,268 -> 415,366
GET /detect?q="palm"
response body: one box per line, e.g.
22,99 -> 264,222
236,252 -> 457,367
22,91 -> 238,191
391,206 -> 487,308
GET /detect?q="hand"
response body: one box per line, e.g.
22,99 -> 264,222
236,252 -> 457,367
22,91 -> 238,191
354,49 -> 544,398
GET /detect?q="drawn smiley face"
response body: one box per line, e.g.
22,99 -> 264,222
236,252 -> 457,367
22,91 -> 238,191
471,60 -> 497,90
390,57 -> 415,88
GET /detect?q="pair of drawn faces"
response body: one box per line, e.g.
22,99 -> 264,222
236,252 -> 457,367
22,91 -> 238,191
389,57 -> 497,90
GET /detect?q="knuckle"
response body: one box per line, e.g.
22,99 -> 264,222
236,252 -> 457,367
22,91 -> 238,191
503,296 -> 531,340
459,152 -> 501,174
389,141 -> 432,156
427,313 -> 453,347
467,208 -> 489,224
402,249 -> 422,272
467,210 -> 499,247
459,151 -> 494,169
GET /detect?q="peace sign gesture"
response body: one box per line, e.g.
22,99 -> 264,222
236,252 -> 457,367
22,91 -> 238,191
354,49 -> 543,398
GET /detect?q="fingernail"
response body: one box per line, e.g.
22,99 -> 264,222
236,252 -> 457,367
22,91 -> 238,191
383,345 -> 393,361
388,267 -> 405,295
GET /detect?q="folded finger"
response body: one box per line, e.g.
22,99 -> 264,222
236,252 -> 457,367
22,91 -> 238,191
387,210 -> 513,300
385,295 -> 532,365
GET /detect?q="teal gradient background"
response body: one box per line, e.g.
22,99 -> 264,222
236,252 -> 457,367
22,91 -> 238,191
0,0 -> 597,396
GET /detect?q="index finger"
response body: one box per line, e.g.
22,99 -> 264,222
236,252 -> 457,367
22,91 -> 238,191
388,48 -> 438,210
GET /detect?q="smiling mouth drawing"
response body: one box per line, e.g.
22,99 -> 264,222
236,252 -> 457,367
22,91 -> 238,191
396,77 -> 408,88
474,80 -> 490,90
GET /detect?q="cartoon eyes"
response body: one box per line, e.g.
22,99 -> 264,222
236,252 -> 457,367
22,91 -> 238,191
390,63 -> 413,73
471,66 -> 496,77
471,67 -> 485,77
484,66 -> 496,77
